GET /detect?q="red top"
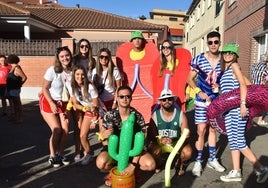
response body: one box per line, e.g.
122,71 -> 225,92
0,65 -> 11,85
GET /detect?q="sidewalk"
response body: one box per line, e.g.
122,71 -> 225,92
0,99 -> 268,188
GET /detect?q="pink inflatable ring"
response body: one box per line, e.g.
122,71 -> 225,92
207,85 -> 268,134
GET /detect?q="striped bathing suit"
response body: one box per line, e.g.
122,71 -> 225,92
191,53 -> 221,124
220,65 -> 248,150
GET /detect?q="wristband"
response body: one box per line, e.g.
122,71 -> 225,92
131,161 -> 138,167
82,106 -> 87,112
96,132 -> 104,141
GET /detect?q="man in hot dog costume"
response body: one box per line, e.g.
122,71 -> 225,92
116,30 -> 160,122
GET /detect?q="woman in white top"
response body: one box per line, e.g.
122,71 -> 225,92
39,46 -> 72,168
69,65 -> 99,165
92,48 -> 122,110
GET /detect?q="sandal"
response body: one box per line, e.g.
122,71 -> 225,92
104,173 -> 112,187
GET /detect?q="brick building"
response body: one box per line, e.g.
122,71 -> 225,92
224,0 -> 268,77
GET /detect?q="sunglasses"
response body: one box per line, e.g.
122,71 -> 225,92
56,46 -> 69,53
118,95 -> 131,99
160,97 -> 174,102
161,46 -> 171,50
207,40 -> 219,45
222,51 -> 235,56
80,45 -> 89,49
99,55 -> 109,60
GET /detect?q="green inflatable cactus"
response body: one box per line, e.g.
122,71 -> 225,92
108,113 -> 145,173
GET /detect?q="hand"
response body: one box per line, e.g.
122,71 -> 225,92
101,127 -> 113,140
121,163 -> 135,176
199,92 -> 211,103
240,105 -> 248,118
161,137 -> 172,145
49,101 -> 58,114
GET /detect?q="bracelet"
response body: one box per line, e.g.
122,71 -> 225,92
82,106 -> 87,112
241,100 -> 246,105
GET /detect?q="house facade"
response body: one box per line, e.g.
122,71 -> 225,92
145,9 -> 186,48
184,0 -> 225,57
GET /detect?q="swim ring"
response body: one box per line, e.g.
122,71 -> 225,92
207,85 -> 268,134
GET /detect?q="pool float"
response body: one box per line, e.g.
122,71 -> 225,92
207,85 -> 268,134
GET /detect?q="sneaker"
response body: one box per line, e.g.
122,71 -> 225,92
59,156 -> 70,165
48,156 -> 61,168
192,161 -> 202,177
256,166 -> 268,183
74,154 -> 81,162
81,153 -> 93,165
220,169 -> 242,182
207,158 -> 225,172
258,120 -> 268,126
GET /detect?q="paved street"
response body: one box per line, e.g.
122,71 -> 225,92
0,99 -> 268,188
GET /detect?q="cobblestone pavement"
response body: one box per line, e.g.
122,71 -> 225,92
0,100 -> 268,188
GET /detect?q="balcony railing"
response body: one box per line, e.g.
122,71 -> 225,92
0,39 -> 125,56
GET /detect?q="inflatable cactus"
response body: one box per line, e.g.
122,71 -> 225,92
108,113 -> 145,172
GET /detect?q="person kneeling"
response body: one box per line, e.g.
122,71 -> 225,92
147,89 -> 192,175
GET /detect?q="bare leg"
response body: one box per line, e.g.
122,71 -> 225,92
41,111 -> 62,157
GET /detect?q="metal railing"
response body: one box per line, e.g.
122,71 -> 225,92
0,39 -> 125,56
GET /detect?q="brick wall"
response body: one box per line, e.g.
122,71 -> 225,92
224,0 -> 267,77
19,56 -> 54,87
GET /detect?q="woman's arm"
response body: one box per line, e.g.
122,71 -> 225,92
232,63 -> 247,117
15,65 -> 27,85
42,79 -> 57,114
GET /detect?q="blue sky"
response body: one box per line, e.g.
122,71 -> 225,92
59,0 -> 192,18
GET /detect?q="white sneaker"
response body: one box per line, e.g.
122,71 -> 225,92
256,166 -> 268,183
81,154 -> 93,165
192,161 -> 202,177
207,158 -> 225,172
220,169 -> 242,182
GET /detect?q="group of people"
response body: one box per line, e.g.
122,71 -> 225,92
0,54 -> 27,123
38,29 -> 268,187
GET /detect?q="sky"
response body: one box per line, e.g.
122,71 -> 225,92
59,0 -> 192,19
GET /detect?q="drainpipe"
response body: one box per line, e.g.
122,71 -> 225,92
24,24 -> 30,42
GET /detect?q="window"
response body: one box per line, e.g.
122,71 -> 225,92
258,34 -> 268,60
170,35 -> 183,42
197,5 -> 201,21
229,0 -> 236,6
201,0 -> 205,15
215,1 -> 221,17
169,17 -> 178,21
208,0 -> 212,9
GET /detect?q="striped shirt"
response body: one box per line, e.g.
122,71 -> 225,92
250,62 -> 268,84
191,53 -> 222,103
